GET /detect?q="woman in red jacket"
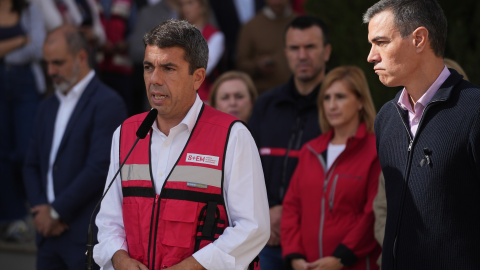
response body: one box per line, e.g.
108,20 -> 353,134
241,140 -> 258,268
281,66 -> 381,270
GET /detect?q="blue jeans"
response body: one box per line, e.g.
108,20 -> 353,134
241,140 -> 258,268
259,245 -> 287,270
0,63 -> 41,222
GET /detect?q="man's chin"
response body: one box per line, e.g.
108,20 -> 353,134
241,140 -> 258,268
379,77 -> 400,88
54,83 -> 70,94
296,74 -> 314,83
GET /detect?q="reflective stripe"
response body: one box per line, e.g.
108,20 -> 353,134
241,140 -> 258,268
121,164 -> 151,181
168,165 -> 222,188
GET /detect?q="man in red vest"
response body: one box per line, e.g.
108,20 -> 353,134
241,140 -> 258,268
93,19 -> 270,270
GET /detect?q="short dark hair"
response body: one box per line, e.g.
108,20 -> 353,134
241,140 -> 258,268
363,0 -> 447,57
143,19 -> 209,75
285,15 -> 330,45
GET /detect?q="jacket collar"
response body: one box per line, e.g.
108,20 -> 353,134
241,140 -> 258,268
56,75 -> 99,154
310,122 -> 368,153
393,68 -> 464,105
276,76 -> 321,106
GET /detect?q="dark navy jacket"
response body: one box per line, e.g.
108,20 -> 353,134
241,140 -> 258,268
23,76 -> 127,246
248,77 -> 321,207
375,69 -> 480,270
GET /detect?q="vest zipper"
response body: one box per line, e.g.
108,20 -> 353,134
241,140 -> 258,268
147,194 -> 160,269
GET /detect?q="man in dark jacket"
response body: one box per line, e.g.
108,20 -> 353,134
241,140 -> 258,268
248,15 -> 331,270
364,1 -> 480,269
23,26 -> 127,269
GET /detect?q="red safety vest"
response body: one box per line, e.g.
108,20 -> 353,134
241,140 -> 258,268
119,104 -> 259,269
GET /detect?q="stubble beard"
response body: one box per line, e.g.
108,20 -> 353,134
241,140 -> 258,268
54,61 -> 81,94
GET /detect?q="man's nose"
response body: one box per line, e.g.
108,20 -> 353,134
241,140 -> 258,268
298,47 -> 307,59
47,64 -> 56,76
367,45 -> 379,63
150,69 -> 164,85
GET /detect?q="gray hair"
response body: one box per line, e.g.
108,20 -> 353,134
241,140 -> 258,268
143,19 -> 209,74
363,0 -> 447,57
52,25 -> 89,56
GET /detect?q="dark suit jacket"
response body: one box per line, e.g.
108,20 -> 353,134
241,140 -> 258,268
23,75 -> 127,245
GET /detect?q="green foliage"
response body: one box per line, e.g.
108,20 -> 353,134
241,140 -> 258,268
305,0 -> 480,111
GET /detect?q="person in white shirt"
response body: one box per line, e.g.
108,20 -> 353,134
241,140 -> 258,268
93,19 -> 269,270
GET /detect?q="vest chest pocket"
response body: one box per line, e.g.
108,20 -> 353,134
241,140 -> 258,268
161,199 -> 198,248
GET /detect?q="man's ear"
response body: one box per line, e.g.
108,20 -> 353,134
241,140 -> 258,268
77,49 -> 89,65
323,43 -> 332,62
412,26 -> 428,53
193,68 -> 206,91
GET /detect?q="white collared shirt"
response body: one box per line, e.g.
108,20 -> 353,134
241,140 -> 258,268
94,96 -> 270,270
47,70 -> 95,203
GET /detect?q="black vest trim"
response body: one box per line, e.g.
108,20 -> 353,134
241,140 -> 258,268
122,187 -> 155,198
160,188 -> 225,205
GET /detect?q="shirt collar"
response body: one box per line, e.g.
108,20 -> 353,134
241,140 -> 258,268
55,70 -> 95,101
152,94 -> 203,134
397,66 -> 450,111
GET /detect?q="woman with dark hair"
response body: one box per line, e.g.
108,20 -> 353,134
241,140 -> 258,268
281,66 -> 381,270
0,0 -> 45,241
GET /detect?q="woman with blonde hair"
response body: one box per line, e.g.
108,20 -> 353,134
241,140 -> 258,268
209,71 -> 258,122
281,66 -> 381,270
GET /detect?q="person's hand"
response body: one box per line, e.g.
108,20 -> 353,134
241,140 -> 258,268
307,256 -> 343,270
292,258 -> 309,270
267,205 -> 282,246
112,250 -> 148,270
48,221 -> 69,237
31,204 -> 67,237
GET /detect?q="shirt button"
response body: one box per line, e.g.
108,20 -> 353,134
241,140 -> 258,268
414,119 -> 419,123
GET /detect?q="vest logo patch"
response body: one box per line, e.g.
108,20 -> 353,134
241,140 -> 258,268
186,153 -> 219,166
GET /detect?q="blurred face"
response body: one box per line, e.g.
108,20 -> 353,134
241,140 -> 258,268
285,26 -> 331,83
43,37 -> 82,94
143,45 -> 204,125
215,79 -> 253,122
180,0 -> 203,24
367,10 -> 415,87
323,80 -> 362,130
